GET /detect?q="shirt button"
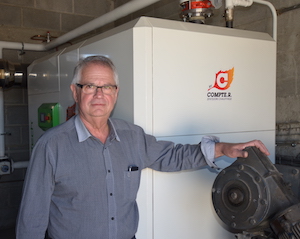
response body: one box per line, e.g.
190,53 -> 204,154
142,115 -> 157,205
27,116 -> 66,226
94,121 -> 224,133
108,170 -> 111,173
111,217 -> 114,220
110,193 -> 113,196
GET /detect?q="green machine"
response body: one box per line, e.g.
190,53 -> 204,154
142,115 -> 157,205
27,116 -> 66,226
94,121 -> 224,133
38,103 -> 60,131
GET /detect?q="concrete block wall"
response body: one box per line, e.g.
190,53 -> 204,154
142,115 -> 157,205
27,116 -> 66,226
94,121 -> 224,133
268,1 -> 300,159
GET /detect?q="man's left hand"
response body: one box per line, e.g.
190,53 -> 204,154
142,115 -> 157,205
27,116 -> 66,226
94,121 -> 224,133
215,140 -> 270,159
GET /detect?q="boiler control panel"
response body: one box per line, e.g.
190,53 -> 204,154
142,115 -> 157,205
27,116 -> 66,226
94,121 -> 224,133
38,103 -> 60,131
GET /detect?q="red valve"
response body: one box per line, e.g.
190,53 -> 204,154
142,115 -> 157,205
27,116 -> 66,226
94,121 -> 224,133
181,0 -> 213,11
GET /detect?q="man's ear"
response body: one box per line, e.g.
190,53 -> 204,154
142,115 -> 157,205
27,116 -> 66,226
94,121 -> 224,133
70,84 -> 78,102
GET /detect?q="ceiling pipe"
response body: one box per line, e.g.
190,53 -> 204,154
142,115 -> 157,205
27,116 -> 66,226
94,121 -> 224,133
0,0 -> 160,58
0,41 -> 45,59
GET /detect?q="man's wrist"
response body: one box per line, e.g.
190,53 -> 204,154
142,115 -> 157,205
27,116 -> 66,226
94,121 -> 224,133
214,142 -> 225,159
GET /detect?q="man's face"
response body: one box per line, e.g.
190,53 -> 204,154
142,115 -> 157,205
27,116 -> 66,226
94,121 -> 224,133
71,63 -> 119,121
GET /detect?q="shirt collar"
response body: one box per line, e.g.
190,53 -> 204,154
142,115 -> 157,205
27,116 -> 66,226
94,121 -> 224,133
108,118 -> 121,142
75,115 -> 120,142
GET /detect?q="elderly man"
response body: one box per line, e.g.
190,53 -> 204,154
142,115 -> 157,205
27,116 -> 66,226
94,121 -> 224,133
16,55 -> 269,239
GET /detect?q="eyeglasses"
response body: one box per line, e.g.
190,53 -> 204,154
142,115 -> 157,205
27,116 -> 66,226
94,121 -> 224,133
76,83 -> 118,95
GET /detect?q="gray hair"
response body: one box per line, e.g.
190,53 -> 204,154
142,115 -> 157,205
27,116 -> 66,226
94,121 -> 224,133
71,55 -> 119,85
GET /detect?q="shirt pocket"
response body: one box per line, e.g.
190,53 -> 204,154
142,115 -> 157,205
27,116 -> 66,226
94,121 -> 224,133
124,170 -> 141,201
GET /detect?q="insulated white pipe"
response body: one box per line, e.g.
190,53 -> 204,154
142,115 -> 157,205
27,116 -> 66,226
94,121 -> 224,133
0,88 -> 5,158
13,160 -> 29,169
225,0 -> 253,9
0,42 -> 45,58
0,0 -> 160,56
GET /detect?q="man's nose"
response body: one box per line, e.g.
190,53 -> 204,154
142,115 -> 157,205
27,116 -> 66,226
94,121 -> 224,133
94,87 -> 104,96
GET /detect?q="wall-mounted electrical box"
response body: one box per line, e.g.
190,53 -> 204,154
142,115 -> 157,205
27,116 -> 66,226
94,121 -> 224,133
38,103 -> 60,131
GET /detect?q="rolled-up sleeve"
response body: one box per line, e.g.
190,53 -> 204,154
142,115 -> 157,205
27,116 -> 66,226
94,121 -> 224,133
200,135 -> 220,169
